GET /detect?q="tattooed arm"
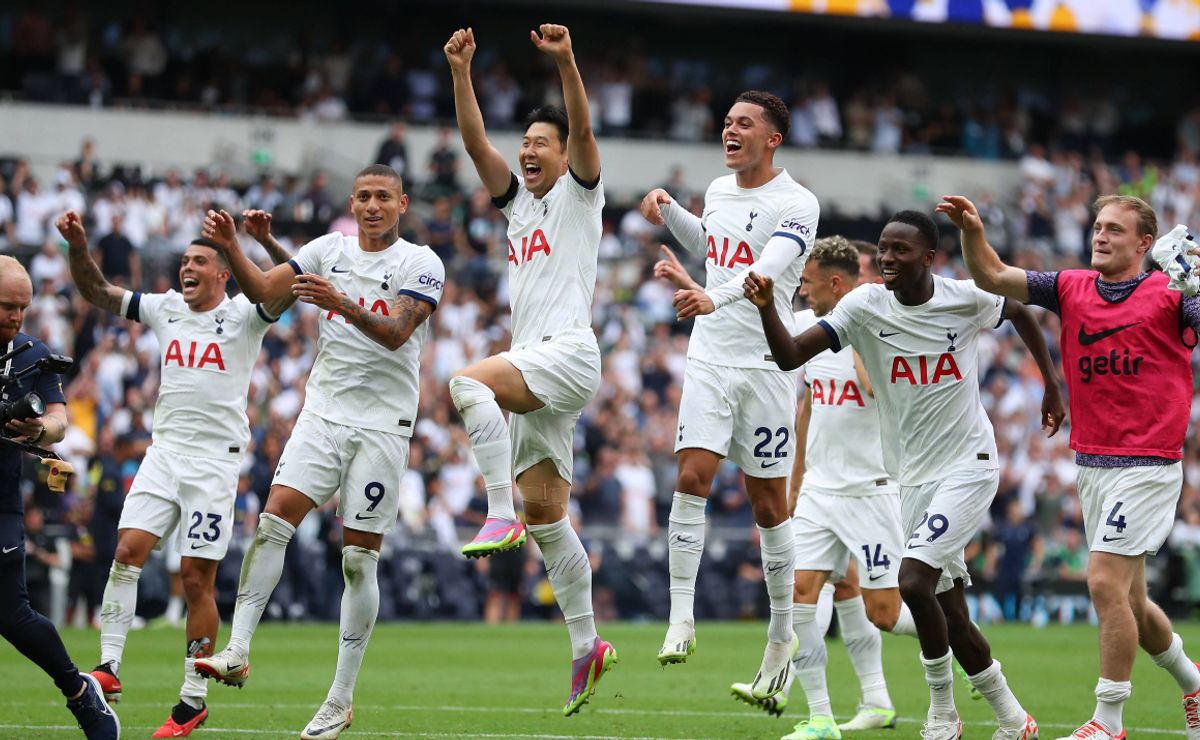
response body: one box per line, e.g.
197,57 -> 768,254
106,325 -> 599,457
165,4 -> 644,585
241,210 -> 298,319
292,273 -> 434,351
56,210 -> 125,314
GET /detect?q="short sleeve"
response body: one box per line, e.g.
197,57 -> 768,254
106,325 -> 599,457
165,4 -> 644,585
968,282 -> 1006,330
123,290 -> 168,328
1025,270 -> 1061,315
492,174 -> 520,219
565,168 -> 605,211
288,233 -> 336,276
771,192 -> 820,258
397,250 -> 445,310
34,366 -> 65,406
819,285 -> 869,353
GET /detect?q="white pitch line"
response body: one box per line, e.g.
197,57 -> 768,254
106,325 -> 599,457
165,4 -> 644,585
0,729 -> 686,738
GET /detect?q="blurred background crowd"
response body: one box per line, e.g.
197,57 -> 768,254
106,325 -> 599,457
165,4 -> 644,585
4,0 -> 1200,635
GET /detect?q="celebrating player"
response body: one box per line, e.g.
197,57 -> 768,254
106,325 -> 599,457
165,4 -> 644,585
57,209 -> 294,738
641,90 -> 819,700
194,164 -> 444,740
939,193 -> 1200,740
746,210 -> 1063,739
444,25 -> 615,715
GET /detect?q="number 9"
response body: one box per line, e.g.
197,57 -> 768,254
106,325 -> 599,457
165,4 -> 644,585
364,482 -> 385,512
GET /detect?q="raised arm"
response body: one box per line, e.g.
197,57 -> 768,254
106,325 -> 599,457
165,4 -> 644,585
294,275 -> 434,351
937,196 -> 1030,302
745,272 -> 831,371
55,211 -> 125,314
444,28 -> 513,197
1003,300 -> 1065,437
202,209 -> 295,304
532,24 -> 599,183
241,209 -> 298,318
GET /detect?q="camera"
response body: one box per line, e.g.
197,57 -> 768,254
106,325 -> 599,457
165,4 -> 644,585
0,343 -> 74,425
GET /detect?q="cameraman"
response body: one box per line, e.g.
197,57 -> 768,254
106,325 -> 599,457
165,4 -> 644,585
0,255 -> 119,739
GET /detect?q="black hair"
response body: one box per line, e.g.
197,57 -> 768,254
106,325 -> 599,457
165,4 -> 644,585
886,210 -> 940,251
354,163 -> 404,192
734,90 -> 790,141
524,105 -> 570,149
188,237 -> 230,268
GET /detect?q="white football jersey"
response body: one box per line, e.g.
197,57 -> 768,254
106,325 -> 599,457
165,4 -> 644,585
690,170 -> 819,369
125,290 -> 274,458
819,276 -> 1005,486
794,309 -> 894,498
289,232 -> 444,437
496,171 -> 603,350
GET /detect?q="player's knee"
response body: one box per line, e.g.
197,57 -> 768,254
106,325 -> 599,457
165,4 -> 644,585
341,546 -> 380,584
1087,570 -> 1126,609
897,571 -> 934,606
449,374 -> 494,412
866,597 -> 899,631
674,467 -> 711,498
255,512 -> 296,546
832,579 -> 860,602
113,539 -> 148,567
748,495 -> 787,527
180,567 -> 214,600
519,482 -> 569,525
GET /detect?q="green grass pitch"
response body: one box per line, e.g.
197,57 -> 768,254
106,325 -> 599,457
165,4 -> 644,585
2,621 -> 1194,738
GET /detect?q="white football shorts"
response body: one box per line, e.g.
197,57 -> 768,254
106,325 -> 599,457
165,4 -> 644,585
792,488 -> 903,589
119,445 -> 239,561
675,358 -> 797,479
900,468 -> 998,594
273,409 -> 410,535
500,331 -> 601,482
1078,462 -> 1181,557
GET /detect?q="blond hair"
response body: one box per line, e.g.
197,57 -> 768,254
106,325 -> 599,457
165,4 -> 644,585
1094,194 -> 1158,238
808,235 -> 860,278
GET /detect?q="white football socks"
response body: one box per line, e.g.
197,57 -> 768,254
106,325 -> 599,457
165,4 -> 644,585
890,601 -> 919,637
816,582 -> 834,635
450,376 -> 515,521
529,517 -> 597,659
1152,632 -> 1200,693
968,659 -> 1026,727
921,649 -> 957,721
99,562 -> 142,673
836,596 -> 892,710
666,492 -> 706,625
792,603 -> 832,717
228,513 -> 295,656
758,521 -> 795,644
328,546 -> 380,704
1092,677 -> 1131,735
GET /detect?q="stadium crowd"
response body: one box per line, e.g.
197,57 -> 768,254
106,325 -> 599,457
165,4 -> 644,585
4,125 -> 1200,630
3,3 -> 1199,160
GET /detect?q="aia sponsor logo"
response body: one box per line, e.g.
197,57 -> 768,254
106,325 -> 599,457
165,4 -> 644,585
810,378 -> 865,407
889,354 -> 962,385
706,235 -> 753,269
326,296 -> 391,322
164,340 -> 225,371
508,228 -> 551,266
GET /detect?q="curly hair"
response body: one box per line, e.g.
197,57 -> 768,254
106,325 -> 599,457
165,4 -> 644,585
734,90 -> 790,141
809,235 -> 860,278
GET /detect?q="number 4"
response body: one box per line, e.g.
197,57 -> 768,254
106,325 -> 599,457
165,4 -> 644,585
1106,502 -> 1127,533
860,544 -> 891,571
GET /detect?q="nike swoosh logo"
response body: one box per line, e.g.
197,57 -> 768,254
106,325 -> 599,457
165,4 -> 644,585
907,543 -> 927,549
1078,322 -> 1139,346
760,460 -> 781,469
168,317 -> 183,323
868,573 -> 888,581
1101,534 -> 1126,543
2,546 -> 19,554
190,543 -> 208,550
354,513 -> 377,521
879,330 -> 900,338
331,266 -> 350,273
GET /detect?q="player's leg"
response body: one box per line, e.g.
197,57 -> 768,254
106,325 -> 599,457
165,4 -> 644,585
659,447 -> 721,664
147,555 -> 219,738
519,458 -> 616,716
93,527 -> 158,700
661,359 -> 734,661
938,581 -> 1035,738
303,430 -> 407,740
1131,561 -> 1200,737
840,562 -> 899,731
742,474 -> 798,698
452,355 -> 543,557
0,513 -> 120,738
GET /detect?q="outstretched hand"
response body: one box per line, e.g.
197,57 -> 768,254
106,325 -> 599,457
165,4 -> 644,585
743,271 -> 774,308
935,195 -> 984,233
654,245 -> 698,290
242,209 -> 273,243
54,210 -> 87,248
202,209 -> 239,251
444,27 -> 477,71
640,188 -> 673,226
530,24 -> 573,62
